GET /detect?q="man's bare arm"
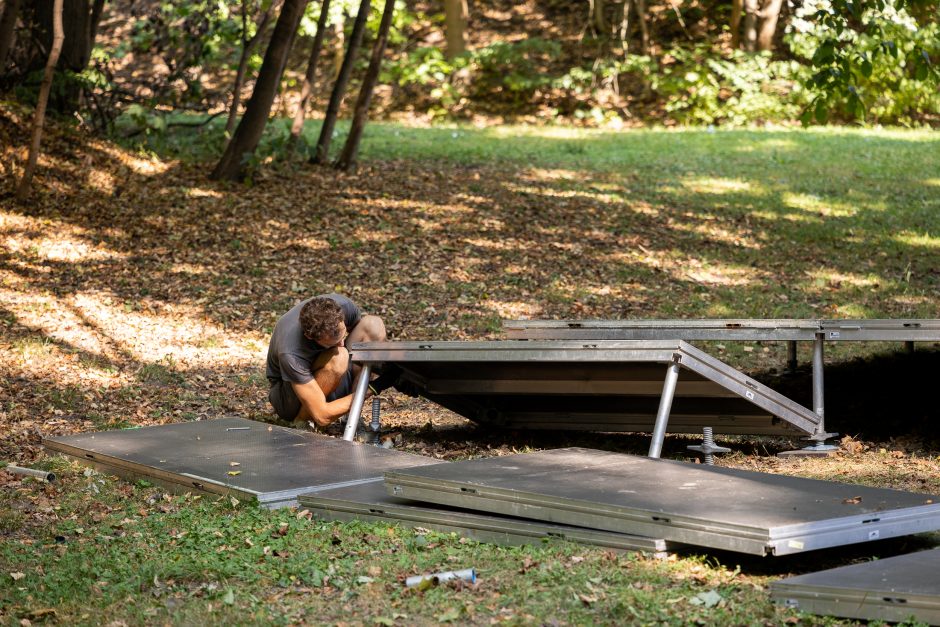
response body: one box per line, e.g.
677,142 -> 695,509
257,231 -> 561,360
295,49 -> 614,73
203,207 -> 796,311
291,379 -> 367,427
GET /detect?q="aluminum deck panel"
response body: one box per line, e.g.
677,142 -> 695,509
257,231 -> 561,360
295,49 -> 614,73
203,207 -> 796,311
771,549 -> 940,624
384,448 -> 940,556
43,418 -> 440,508
502,318 -> 940,342
297,482 -> 670,555
350,340 -> 819,436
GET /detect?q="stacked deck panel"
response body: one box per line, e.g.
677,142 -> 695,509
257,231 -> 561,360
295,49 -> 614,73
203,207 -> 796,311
384,447 -> 940,556
43,417 -> 440,508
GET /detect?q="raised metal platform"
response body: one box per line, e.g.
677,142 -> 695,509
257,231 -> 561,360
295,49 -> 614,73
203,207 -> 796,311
384,447 -> 940,556
297,482 -> 670,556
771,549 -> 940,624
350,340 -> 820,444
43,418 -> 440,508
502,319 -> 940,342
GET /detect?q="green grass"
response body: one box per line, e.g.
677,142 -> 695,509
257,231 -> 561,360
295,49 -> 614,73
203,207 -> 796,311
7,118 -> 938,624
0,467 -> 792,625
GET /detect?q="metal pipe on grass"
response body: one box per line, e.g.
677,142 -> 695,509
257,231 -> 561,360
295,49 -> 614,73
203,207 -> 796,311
4,464 -> 55,482
406,568 -> 476,587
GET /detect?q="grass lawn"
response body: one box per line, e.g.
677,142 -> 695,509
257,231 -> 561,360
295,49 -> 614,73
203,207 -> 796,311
1,109 -> 939,624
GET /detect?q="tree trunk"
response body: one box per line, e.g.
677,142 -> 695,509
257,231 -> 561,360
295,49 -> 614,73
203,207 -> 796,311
36,0 -> 102,71
335,0 -> 394,170
211,0 -> 309,181
742,0 -> 759,52
288,0 -> 332,153
0,0 -> 22,70
756,0 -> 783,51
332,15 -> 345,78
591,0 -> 608,36
225,0 -> 277,137
16,0 -> 62,200
442,0 -> 467,58
310,0 -> 370,165
633,0 -> 649,54
618,0 -> 629,52
730,0 -> 743,49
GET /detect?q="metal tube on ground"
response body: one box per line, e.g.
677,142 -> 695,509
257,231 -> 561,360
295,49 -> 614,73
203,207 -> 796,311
649,360 -> 681,459
342,364 -> 372,442
405,568 -> 476,587
4,464 -> 55,482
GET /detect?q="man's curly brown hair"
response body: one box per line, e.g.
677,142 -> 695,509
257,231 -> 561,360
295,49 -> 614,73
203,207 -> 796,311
300,297 -> 344,342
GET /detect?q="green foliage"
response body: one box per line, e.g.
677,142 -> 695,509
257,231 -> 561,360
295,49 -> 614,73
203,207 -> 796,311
790,0 -> 940,124
648,48 -> 811,125
385,39 -> 562,116
469,39 -> 562,100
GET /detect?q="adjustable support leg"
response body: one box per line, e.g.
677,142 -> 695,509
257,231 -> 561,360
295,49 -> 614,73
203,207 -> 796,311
649,359 -> 680,459
342,364 -> 372,442
787,340 -> 797,373
779,334 -> 836,457
812,333 -> 825,426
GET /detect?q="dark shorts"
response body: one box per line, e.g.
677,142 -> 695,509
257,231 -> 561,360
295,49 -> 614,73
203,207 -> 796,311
268,365 -> 355,421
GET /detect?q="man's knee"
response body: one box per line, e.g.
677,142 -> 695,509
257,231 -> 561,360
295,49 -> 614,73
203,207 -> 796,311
323,346 -> 350,376
356,315 -> 386,342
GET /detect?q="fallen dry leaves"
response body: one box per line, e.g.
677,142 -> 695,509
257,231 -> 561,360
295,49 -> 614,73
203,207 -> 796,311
1,103 -> 939,502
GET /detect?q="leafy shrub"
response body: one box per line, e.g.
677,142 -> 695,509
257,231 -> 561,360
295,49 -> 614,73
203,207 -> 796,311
787,0 -> 940,124
646,47 -> 811,125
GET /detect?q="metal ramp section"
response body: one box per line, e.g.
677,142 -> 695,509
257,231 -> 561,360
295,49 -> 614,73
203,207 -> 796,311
383,448 -> 940,556
771,549 -> 940,624
350,340 -> 820,438
43,417 -> 440,508
502,318 -> 940,342
297,482 -> 671,556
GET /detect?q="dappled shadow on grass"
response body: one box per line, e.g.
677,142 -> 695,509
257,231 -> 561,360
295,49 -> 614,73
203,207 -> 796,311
1,111 -> 939,467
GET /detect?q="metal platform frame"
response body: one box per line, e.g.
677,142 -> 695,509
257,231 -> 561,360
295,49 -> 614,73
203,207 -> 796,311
297,482 -> 671,556
771,549 -> 940,624
384,447 -> 940,556
502,318 -> 940,447
348,340 -> 821,457
43,417 -> 440,508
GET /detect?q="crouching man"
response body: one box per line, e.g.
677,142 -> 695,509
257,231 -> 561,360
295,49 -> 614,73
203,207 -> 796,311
266,293 -> 397,428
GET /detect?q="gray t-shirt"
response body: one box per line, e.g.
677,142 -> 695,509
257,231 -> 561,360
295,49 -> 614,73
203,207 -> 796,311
265,294 -> 362,386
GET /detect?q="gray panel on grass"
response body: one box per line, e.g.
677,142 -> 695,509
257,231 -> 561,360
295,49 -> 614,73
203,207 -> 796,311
771,549 -> 940,625
298,481 -> 670,556
383,447 -> 940,556
44,417 -> 440,508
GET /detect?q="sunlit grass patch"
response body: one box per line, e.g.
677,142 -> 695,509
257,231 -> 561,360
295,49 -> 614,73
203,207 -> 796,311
12,335 -> 55,361
893,231 -> 940,250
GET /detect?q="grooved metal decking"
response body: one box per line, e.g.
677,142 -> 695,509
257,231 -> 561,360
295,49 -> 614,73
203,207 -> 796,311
350,340 -> 819,435
502,319 -> 940,342
43,418 -> 440,508
383,447 -> 940,556
298,481 -> 671,555
771,549 -> 940,624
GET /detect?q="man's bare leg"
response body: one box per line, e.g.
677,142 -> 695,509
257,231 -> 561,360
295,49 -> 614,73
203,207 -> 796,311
348,315 -> 386,378
292,347 -> 349,425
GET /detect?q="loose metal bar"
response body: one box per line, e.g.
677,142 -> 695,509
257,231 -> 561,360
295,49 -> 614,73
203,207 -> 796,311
342,364 -> 372,442
648,360 -> 680,458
